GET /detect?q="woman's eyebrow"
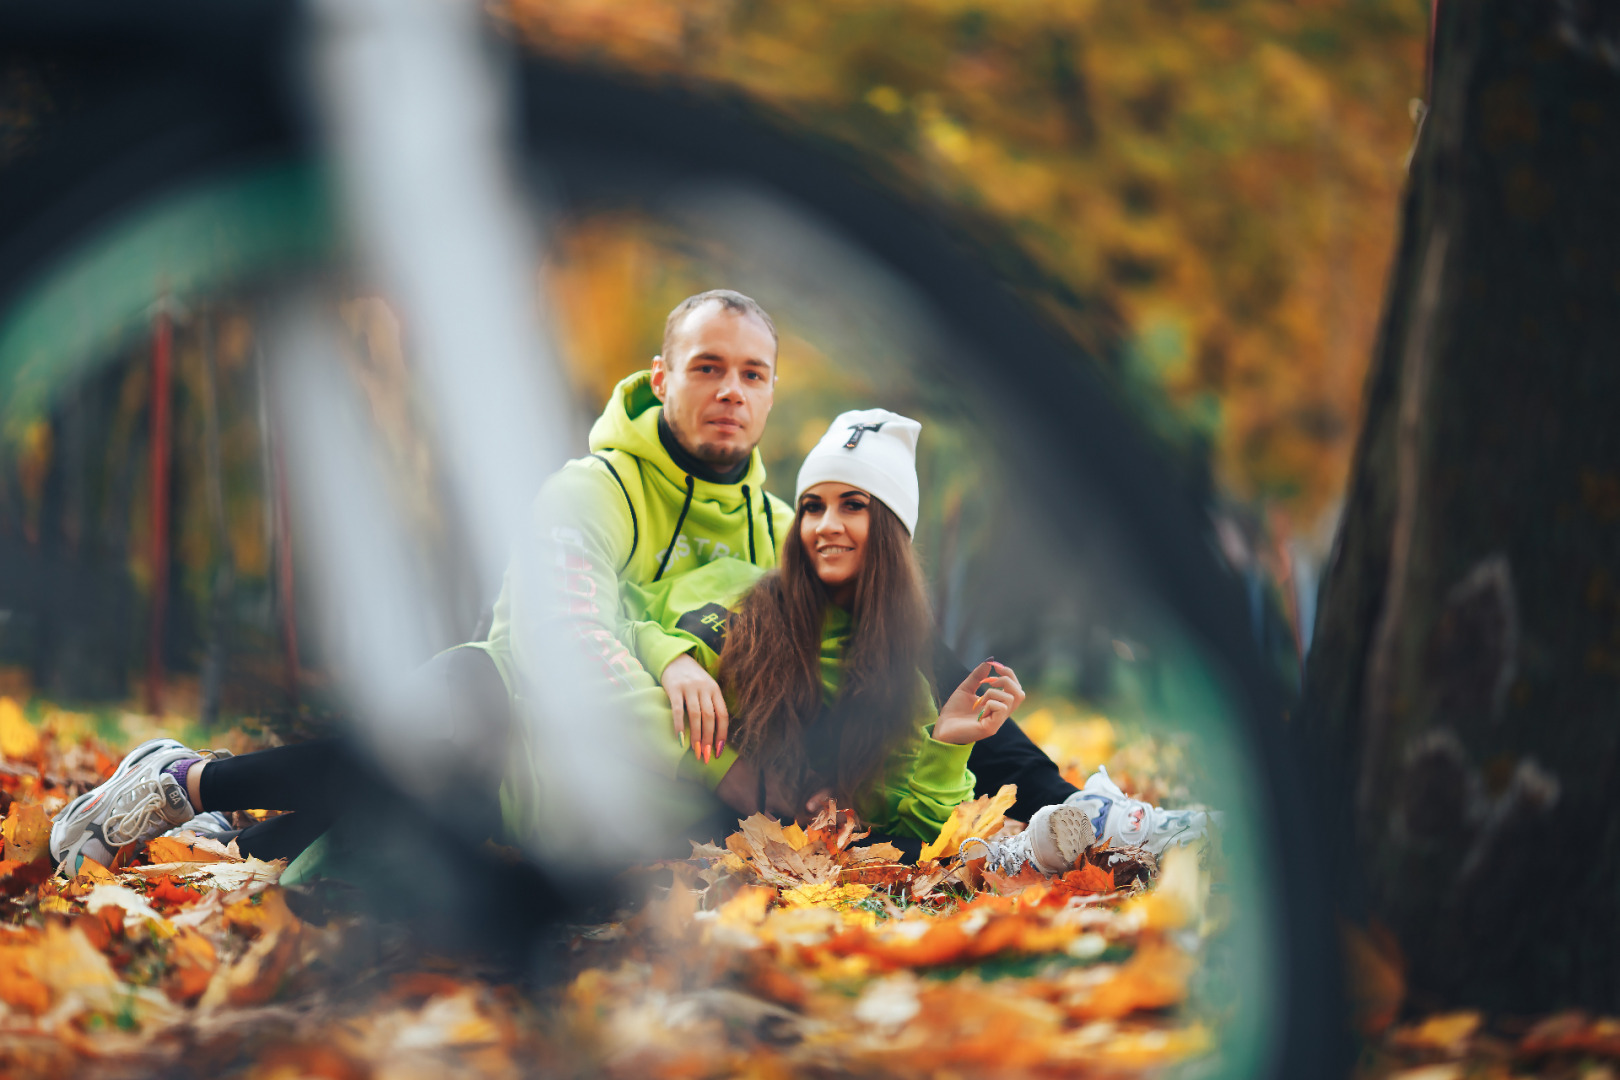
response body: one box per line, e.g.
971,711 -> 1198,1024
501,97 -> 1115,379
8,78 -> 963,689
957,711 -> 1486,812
840,490 -> 869,501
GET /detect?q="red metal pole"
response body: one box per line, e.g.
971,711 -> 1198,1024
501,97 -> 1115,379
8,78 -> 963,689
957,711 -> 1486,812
271,423 -> 301,705
145,308 -> 173,715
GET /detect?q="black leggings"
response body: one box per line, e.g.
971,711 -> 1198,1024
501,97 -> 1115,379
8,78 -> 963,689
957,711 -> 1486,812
968,720 -> 1080,822
201,738 -> 368,862
205,645 -> 512,863
209,655 -> 1081,865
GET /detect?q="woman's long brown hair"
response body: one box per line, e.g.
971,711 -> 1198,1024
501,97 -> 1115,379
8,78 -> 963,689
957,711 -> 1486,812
719,496 -> 932,810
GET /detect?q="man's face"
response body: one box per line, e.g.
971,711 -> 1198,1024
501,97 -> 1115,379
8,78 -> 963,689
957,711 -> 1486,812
651,302 -> 776,470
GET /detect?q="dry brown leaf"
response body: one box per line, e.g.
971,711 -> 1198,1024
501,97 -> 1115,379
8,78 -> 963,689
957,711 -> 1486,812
838,863 -> 914,888
0,856 -> 52,895
164,927 -> 218,1004
1342,920 -> 1406,1036
0,942 -> 49,1014
909,863 -> 956,900
846,841 -> 906,865
206,924 -> 302,1009
1520,1011 -> 1620,1057
802,802 -> 867,853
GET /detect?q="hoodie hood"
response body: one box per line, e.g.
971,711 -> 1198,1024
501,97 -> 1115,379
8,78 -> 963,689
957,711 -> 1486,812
588,370 -> 770,497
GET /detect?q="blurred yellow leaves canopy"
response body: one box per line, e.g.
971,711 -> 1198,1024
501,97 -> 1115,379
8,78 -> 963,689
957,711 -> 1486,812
500,0 -> 1426,522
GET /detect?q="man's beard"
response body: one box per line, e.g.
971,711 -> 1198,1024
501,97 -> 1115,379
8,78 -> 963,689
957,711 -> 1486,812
691,438 -> 751,469
667,412 -> 753,470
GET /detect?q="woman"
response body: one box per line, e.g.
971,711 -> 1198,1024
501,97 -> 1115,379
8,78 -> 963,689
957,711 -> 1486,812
49,411 -> 1096,878
632,408 -> 1095,869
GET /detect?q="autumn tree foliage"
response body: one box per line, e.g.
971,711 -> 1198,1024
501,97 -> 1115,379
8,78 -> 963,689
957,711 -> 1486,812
499,0 -> 1427,525
1301,0 -> 1620,1015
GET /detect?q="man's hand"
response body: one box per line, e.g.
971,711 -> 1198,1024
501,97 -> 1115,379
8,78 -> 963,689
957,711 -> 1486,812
933,660 -> 1025,745
661,653 -> 729,763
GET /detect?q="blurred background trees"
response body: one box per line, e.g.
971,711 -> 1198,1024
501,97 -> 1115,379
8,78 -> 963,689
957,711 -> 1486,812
0,0 -> 1429,721
504,0 -> 1427,532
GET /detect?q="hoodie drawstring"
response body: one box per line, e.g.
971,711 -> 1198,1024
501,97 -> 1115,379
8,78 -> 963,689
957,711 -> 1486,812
743,485 -> 757,564
763,494 -> 776,558
655,474 -> 697,582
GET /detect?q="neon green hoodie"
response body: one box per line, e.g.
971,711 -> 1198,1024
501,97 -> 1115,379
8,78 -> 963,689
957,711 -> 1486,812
633,558 -> 976,843
479,371 -> 793,790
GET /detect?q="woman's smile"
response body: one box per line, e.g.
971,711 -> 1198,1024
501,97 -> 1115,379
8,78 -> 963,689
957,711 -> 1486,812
800,481 -> 872,605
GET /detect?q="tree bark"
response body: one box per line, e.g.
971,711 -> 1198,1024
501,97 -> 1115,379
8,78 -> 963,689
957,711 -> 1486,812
1301,0 -> 1620,1014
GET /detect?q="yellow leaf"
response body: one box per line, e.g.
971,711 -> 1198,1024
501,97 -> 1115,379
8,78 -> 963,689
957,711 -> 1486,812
919,784 -> 1019,863
715,885 -> 774,930
36,922 -> 122,1013
0,697 -> 40,761
223,886 -> 298,938
147,833 -> 240,864
1122,845 -> 1204,931
1393,1011 -> 1481,1052
779,882 -> 871,909
1,803 -> 51,863
781,822 -> 808,851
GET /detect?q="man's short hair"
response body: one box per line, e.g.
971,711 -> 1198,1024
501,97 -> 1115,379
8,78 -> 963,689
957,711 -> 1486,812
661,289 -> 779,361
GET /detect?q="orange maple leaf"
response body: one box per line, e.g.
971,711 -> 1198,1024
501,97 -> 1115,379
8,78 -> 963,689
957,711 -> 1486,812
1061,861 -> 1116,896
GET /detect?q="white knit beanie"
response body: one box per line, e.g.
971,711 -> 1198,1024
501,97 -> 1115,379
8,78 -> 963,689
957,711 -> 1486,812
794,408 -> 922,534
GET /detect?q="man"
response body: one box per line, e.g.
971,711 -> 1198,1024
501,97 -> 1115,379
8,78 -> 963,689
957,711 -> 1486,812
480,288 -> 1208,868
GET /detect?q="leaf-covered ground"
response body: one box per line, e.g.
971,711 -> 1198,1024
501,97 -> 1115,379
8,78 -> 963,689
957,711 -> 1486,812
0,696 -> 1217,1078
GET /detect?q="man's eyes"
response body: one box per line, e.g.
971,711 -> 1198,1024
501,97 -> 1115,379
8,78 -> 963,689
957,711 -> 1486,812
690,364 -> 767,380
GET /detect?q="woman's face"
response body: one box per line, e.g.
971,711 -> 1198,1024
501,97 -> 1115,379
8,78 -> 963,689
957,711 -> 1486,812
799,481 -> 871,604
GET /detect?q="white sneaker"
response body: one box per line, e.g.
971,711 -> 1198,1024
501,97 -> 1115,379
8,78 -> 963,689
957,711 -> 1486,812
50,739 -> 199,873
1064,765 -> 1217,856
958,804 -> 1095,876
163,810 -> 239,845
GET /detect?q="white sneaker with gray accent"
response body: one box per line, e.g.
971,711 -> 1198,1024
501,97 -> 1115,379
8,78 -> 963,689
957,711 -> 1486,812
958,803 -> 1096,876
50,739 -> 199,874
163,810 -> 239,845
1064,765 -> 1218,856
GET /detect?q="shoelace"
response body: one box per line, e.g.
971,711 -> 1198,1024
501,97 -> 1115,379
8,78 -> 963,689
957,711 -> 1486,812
958,834 -> 1032,876
103,781 -> 173,847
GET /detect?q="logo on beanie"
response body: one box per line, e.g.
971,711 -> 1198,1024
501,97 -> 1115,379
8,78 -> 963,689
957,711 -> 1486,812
843,421 -> 886,449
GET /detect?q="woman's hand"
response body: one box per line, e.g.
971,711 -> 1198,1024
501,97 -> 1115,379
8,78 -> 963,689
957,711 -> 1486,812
933,660 -> 1025,745
661,653 -> 730,764
802,787 -> 835,824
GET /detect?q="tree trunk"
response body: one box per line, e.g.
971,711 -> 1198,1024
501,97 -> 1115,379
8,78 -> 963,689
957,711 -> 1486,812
1301,0 -> 1620,1014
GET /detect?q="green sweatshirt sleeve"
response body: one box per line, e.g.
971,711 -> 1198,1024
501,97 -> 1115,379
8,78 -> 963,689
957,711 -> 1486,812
496,460 -> 687,780
628,620 -> 699,680
875,723 -> 976,842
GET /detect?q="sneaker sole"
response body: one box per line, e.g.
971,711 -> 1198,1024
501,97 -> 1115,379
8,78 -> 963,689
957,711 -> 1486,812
1033,806 -> 1096,873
